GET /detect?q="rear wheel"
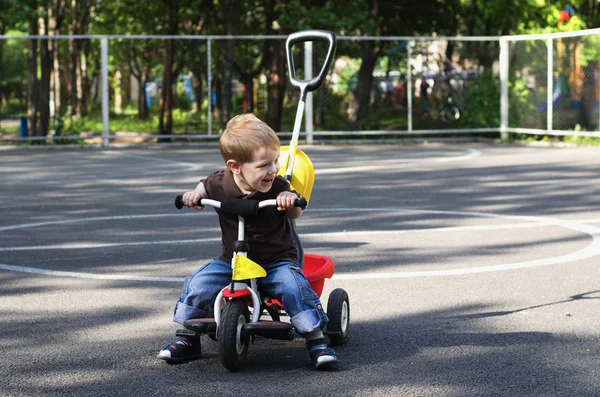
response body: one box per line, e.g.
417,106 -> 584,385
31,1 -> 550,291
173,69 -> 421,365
326,288 -> 350,346
218,299 -> 250,371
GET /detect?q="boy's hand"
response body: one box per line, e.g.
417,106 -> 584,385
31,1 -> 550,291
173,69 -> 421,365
276,191 -> 299,211
182,182 -> 207,210
182,190 -> 205,211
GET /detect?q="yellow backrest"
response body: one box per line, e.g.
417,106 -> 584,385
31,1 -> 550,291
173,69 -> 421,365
278,146 -> 315,204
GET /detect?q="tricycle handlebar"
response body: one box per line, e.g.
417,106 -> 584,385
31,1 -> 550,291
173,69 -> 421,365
174,195 -> 307,216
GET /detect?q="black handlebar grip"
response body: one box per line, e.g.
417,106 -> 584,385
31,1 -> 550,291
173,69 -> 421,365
295,197 -> 308,209
175,195 -> 184,209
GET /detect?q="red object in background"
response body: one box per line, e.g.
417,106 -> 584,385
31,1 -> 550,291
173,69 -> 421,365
558,9 -> 570,25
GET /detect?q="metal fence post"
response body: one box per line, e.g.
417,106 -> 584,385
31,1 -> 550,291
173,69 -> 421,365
547,37 -> 553,133
101,37 -> 110,148
500,38 -> 509,140
207,38 -> 212,136
407,42 -> 413,132
304,41 -> 313,144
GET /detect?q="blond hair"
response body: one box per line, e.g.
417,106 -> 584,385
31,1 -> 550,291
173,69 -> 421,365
219,113 -> 280,163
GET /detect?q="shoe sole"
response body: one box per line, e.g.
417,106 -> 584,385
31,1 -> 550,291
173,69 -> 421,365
314,357 -> 338,370
157,351 -> 202,365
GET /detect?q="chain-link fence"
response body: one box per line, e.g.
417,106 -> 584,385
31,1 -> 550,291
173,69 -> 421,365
503,30 -> 600,138
1,29 -> 600,146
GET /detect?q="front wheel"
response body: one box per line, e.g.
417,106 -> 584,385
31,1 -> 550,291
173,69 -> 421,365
218,299 -> 250,371
326,288 -> 350,346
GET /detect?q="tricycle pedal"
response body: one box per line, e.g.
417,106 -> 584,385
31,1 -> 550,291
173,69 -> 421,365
243,321 -> 295,340
183,318 -> 217,334
175,328 -> 199,338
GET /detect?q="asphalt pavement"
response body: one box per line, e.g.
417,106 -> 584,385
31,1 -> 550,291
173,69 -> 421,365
1,143 -> 599,397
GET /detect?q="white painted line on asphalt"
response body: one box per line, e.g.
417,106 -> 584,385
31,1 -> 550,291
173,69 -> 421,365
103,150 -> 204,167
577,218 -> 600,224
0,238 -> 221,251
315,149 -> 481,175
1,208 -> 599,282
0,222 -> 548,252
3,152 -> 208,185
330,212 -> 600,280
436,148 -> 482,162
0,263 -> 181,282
0,213 -> 206,232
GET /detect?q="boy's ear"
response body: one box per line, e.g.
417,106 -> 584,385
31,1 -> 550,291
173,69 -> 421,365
226,159 -> 241,174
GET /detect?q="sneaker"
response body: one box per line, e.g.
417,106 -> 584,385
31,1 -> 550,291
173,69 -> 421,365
157,338 -> 201,364
309,344 -> 338,369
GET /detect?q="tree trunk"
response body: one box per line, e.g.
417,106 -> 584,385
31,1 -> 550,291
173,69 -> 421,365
158,38 -> 174,138
221,40 -> 235,128
182,6 -> 210,116
346,0 -> 380,130
27,11 -> 39,138
578,61 -> 598,130
220,0 -> 242,129
67,0 -> 78,121
158,3 -> 178,140
67,0 -> 92,120
78,38 -> 90,117
80,2 -> 96,118
67,37 -> 79,121
263,0 -> 286,132
38,9 -> 52,140
192,73 -> 203,114
347,40 -> 379,129
52,37 -> 61,122
234,67 -> 261,114
315,87 -> 326,128
51,0 -> 65,127
186,40 -> 204,114
128,41 -> 152,120
265,39 -> 286,132
244,78 -> 254,113
0,23 -> 4,102
138,67 -> 150,119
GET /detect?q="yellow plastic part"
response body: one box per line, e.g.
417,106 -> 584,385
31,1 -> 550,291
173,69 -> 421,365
278,145 -> 315,204
232,254 -> 267,280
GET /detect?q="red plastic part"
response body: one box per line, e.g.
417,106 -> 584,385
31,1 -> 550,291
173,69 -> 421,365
223,255 -> 334,314
223,288 -> 252,300
303,254 -> 335,297
265,299 -> 283,311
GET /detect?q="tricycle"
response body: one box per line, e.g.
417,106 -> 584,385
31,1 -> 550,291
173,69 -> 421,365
174,194 -> 349,371
172,29 -> 349,371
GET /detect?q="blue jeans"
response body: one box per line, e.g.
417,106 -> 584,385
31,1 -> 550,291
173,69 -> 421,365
173,259 -> 328,335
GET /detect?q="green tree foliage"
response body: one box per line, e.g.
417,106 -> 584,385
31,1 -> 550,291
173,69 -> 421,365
3,0 -> 600,137
0,0 -> 35,114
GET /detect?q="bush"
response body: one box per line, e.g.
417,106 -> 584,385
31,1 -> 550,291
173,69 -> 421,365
461,71 -> 500,128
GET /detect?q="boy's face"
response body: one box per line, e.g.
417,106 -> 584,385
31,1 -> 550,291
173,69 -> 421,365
230,146 -> 280,194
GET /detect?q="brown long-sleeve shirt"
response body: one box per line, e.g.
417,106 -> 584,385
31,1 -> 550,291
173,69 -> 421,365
202,169 -> 299,267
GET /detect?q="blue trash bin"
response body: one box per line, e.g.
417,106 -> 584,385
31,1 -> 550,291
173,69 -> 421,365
20,116 -> 28,138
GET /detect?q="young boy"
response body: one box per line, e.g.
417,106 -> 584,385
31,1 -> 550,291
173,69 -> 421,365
157,113 -> 337,369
